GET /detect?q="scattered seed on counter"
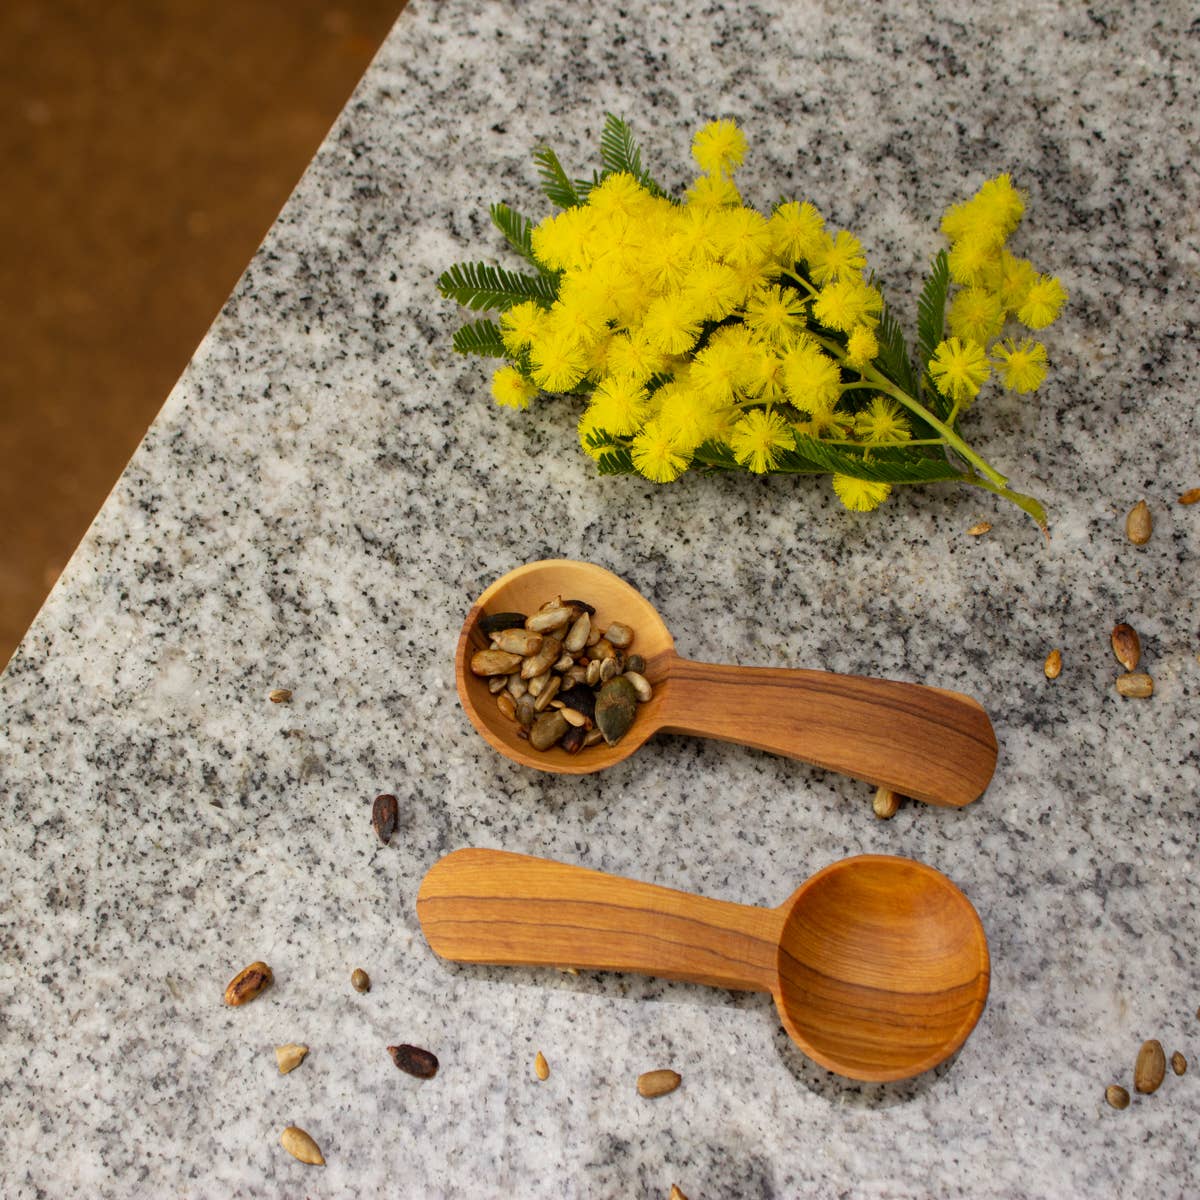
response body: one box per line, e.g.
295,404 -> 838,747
1044,648 -> 1062,679
534,1051 -> 550,1081
351,968 -> 370,993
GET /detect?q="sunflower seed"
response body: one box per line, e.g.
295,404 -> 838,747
1111,623 -> 1141,672
471,649 -> 522,676
873,787 -> 900,819
506,674 -> 528,699
1105,1084 -> 1130,1110
224,961 -> 273,1006
1135,1039 -> 1166,1093
625,654 -> 645,674
268,688 -> 292,703
534,1051 -> 550,1081
515,694 -> 536,728
1115,672 -> 1153,698
622,671 -> 652,702
563,613 -> 591,654
533,675 -> 562,712
1125,499 -> 1152,545
966,521 -> 992,537
275,1043 -> 308,1074
492,628 -> 544,656
604,622 -> 634,649
560,707 -> 588,727
1044,648 -> 1062,679
526,607 -> 572,633
585,659 -> 602,686
280,1126 -> 324,1165
487,675 -> 507,694
1179,487 -> 1200,505
637,1069 -> 681,1098
496,693 -> 517,721
521,637 -> 563,680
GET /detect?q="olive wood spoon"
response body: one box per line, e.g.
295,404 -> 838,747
418,848 -> 990,1082
456,560 -> 997,806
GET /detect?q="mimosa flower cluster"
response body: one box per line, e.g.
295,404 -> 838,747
439,117 -> 1066,525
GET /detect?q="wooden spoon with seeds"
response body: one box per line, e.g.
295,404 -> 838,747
418,848 -> 990,1082
456,560 -> 997,807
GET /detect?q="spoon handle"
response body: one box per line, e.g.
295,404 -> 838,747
656,656 -> 997,807
417,848 -> 782,993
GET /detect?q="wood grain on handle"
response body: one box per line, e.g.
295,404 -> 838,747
655,655 -> 997,807
417,848 -> 782,993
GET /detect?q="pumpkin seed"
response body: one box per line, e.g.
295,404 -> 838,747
530,710 -> 569,751
595,677 -> 638,745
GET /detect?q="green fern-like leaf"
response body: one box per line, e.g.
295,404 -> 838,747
437,261 -> 558,312
917,250 -> 950,370
452,318 -> 507,358
596,444 -> 636,476
532,146 -> 581,209
792,435 -> 964,484
489,203 -> 542,268
691,439 -> 739,471
597,113 -> 666,196
873,302 -> 918,396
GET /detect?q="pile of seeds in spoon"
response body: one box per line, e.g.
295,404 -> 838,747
469,596 -> 653,753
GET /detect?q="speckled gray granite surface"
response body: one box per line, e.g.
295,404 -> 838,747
2,1 -> 1198,1196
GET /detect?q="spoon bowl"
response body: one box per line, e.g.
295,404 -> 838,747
417,848 -> 990,1082
456,560 -> 997,807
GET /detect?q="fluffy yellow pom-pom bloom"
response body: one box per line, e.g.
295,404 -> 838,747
832,475 -> 892,512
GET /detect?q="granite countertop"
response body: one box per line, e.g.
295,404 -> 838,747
2,1 -> 1197,1196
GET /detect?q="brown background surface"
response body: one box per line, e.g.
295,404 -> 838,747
0,1 -> 406,668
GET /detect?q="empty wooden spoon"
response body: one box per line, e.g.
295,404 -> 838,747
456,559 -> 997,806
417,848 -> 990,1082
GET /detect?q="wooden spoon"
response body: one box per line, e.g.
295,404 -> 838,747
456,560 -> 997,806
417,848 -> 990,1082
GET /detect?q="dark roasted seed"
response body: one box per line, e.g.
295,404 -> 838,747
560,599 -> 596,615
372,794 -> 398,845
561,724 -> 586,754
480,611 -> 527,635
557,683 -> 597,721
388,1044 -> 438,1078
